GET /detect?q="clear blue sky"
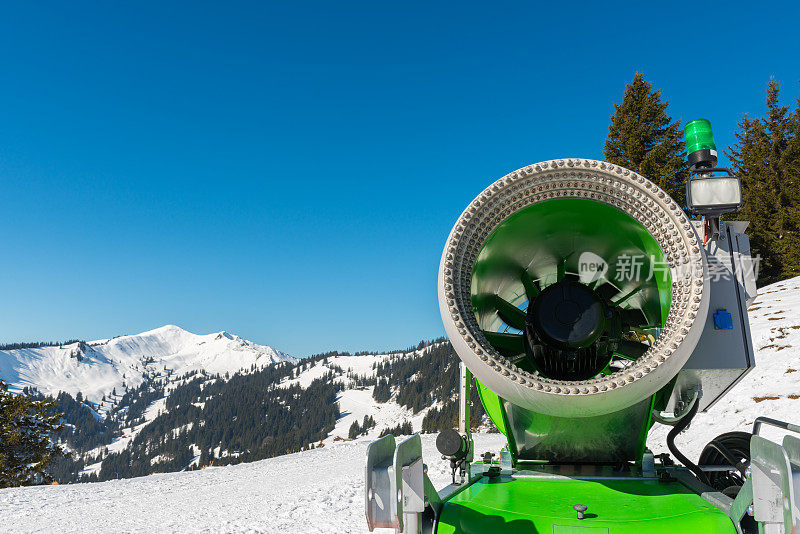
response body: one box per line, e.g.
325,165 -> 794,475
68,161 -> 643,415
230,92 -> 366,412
1,1 -> 798,356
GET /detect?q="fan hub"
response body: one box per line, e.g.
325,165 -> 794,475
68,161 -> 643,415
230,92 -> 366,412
554,300 -> 581,325
528,280 -> 605,350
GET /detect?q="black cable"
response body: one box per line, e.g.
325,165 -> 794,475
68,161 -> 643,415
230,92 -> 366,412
450,458 -> 465,485
666,398 -> 711,486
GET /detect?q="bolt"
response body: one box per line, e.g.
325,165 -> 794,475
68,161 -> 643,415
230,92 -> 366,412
574,504 -> 588,520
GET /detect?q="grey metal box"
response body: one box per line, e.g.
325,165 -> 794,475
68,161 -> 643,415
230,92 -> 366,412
668,221 -> 757,413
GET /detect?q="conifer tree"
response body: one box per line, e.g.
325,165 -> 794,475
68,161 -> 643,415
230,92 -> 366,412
727,78 -> 800,285
0,380 -> 64,487
605,73 -> 688,205
348,420 -> 361,440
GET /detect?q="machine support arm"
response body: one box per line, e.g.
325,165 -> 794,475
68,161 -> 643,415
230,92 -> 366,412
458,363 -> 474,482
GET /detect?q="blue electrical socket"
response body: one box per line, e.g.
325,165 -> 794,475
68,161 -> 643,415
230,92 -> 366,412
713,309 -> 734,330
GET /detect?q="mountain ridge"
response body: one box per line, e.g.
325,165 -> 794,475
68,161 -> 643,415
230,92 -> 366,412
0,324 -> 295,414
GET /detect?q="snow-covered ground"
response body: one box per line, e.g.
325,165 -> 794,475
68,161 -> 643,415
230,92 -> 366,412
0,433 -> 507,534
2,277 -> 800,533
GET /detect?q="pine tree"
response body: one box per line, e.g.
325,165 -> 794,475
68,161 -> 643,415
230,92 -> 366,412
0,380 -> 64,487
604,73 -> 689,205
348,420 -> 361,440
727,78 -> 800,285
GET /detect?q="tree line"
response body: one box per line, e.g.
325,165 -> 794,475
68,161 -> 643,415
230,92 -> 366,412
605,73 -> 800,286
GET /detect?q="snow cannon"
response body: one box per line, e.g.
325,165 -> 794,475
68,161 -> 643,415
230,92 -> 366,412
437,159 -> 711,463
433,158 -> 759,464
367,152 -> 800,534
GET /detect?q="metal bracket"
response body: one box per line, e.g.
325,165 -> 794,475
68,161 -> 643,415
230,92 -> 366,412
727,477 -> 753,534
365,433 -> 441,533
458,363 -> 474,482
642,449 -> 656,478
500,447 -> 513,476
716,416 -> 800,533
749,434 -> 800,532
366,434 -> 396,531
652,390 -> 700,426
395,435 -> 425,533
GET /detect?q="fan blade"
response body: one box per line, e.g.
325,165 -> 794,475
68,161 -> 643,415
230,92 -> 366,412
481,331 -> 526,356
619,308 -> 649,327
612,283 -> 645,306
615,340 -> 650,360
490,295 -> 527,331
521,271 -> 540,302
587,278 -> 603,290
595,282 -> 620,302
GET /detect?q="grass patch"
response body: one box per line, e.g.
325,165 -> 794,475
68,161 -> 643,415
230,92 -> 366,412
753,396 -> 780,403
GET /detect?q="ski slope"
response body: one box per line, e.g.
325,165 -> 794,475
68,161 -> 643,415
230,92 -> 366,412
282,350 -> 442,447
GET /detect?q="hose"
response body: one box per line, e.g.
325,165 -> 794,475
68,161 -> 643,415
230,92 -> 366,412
666,398 -> 710,486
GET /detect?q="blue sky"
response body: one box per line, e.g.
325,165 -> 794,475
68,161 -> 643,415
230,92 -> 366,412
1,1 -> 798,356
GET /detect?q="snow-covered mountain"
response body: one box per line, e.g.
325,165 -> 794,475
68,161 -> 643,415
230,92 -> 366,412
0,325 -> 295,412
0,319 -> 453,482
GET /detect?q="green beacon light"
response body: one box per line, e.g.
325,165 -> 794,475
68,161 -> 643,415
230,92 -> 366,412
684,118 -> 743,217
685,118 -> 718,169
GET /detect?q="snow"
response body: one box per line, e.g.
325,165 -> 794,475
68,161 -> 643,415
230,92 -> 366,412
326,386 -> 430,445
0,433 -> 507,534
281,353 -> 392,389
0,324 -> 296,478
0,325 -> 295,408
278,351 -> 438,445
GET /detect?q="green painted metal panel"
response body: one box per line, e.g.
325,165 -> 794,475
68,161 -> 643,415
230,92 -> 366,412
436,476 -> 737,534
553,526 -> 609,534
475,378 -> 508,437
